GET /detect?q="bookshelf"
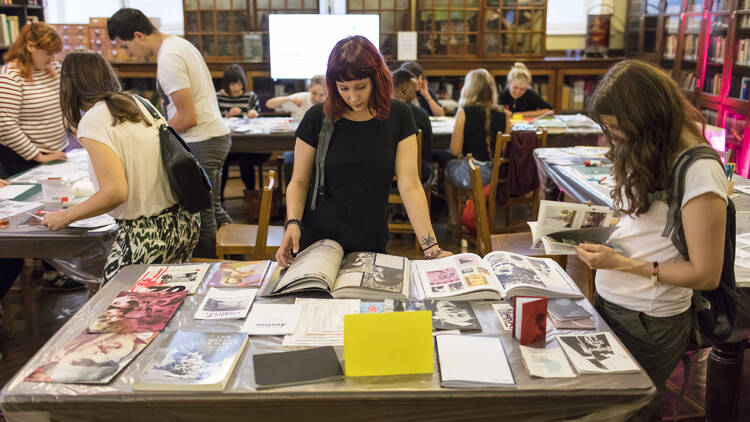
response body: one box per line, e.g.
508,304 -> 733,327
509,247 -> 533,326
0,1 -> 45,58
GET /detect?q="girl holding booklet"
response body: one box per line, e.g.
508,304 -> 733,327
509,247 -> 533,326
276,36 -> 450,267
578,60 -> 727,421
43,50 -> 199,283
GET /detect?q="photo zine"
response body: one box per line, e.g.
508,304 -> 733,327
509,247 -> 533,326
528,200 -> 619,255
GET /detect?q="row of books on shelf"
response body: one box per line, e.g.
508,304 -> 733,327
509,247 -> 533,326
708,36 -> 726,63
683,34 -> 699,62
0,13 -> 36,46
704,73 -> 723,95
560,80 -> 591,112
730,75 -> 750,100
663,34 -> 677,59
680,70 -> 696,90
736,39 -> 750,66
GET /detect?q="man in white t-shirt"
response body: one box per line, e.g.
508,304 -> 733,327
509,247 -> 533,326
108,8 -> 232,258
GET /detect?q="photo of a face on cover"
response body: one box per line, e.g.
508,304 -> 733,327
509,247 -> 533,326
486,253 -> 546,290
424,300 -> 481,330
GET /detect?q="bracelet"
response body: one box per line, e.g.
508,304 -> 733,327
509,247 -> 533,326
284,219 -> 302,230
424,246 -> 444,260
651,261 -> 658,287
421,242 -> 438,252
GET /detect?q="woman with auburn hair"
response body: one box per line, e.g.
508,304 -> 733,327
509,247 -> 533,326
43,50 -> 199,284
276,36 -> 450,266
577,60 -> 727,421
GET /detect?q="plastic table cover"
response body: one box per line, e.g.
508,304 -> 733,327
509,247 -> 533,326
1,265 -> 655,422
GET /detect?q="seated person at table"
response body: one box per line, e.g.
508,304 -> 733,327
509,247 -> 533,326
0,180 -> 23,337
265,74 -> 326,121
44,50 -> 199,284
400,61 -> 445,117
216,64 -> 269,199
499,62 -> 553,119
444,69 -> 508,223
577,60 -> 727,421
392,68 -> 433,185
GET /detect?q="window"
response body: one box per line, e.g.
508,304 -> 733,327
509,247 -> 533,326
546,0 -> 586,35
46,0 -> 184,35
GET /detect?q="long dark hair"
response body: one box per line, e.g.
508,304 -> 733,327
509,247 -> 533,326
60,50 -> 151,130
221,63 -> 246,94
588,59 -> 707,215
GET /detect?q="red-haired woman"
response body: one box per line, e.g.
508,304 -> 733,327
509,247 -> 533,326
276,36 -> 450,266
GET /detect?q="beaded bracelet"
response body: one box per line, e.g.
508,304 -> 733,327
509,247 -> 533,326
424,246 -> 444,260
421,242 -> 439,252
285,219 -> 302,230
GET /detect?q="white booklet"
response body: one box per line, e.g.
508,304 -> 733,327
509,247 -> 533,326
282,298 -> 360,347
435,335 -> 515,387
519,345 -> 576,378
528,200 -> 618,254
412,252 -> 582,301
194,288 -> 257,320
556,332 -> 640,374
242,303 -> 302,335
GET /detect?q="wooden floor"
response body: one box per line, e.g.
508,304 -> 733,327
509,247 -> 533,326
1,174 -> 749,421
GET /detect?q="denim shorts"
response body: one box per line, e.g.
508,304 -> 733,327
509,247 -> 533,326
445,158 -> 492,189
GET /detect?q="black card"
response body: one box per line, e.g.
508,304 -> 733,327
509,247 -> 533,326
424,300 -> 481,331
253,346 -> 343,389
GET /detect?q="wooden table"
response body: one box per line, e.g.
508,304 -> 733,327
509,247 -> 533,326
534,147 -> 750,422
0,264 -> 655,422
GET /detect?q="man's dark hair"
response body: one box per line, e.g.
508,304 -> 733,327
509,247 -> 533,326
391,68 -> 415,88
400,61 -> 423,77
221,64 -> 246,93
107,8 -> 156,41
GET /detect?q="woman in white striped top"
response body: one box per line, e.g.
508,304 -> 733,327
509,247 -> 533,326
0,23 -> 67,177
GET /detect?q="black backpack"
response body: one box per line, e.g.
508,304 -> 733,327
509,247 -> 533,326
134,95 -> 213,214
662,144 -> 738,346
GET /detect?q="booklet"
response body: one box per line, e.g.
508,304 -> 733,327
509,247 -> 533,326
262,239 -> 410,300
282,298 -> 360,347
253,346 -> 344,390
491,303 -> 514,331
513,296 -> 548,346
548,298 -> 591,322
130,263 -> 214,295
241,303 -> 301,335
25,331 -> 158,384
435,335 -> 515,387
133,331 -> 249,392
87,291 -> 187,334
528,200 -> 618,254
194,288 -> 257,320
207,260 -> 271,288
424,300 -> 481,331
556,332 -> 640,374
412,251 -> 583,301
519,345 -> 576,378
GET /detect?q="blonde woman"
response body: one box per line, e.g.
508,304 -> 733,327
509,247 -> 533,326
499,62 -> 553,118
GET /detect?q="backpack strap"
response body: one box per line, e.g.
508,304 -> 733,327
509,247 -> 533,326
662,144 -> 723,260
310,115 -> 334,211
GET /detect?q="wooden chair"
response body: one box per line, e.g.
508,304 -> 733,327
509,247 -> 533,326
388,131 -> 432,248
215,170 -> 284,260
468,155 -> 567,269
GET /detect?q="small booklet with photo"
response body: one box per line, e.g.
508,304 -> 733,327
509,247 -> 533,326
491,303 -> 514,331
88,291 -> 187,334
133,331 -> 249,392
528,200 -> 619,255
130,263 -> 215,295
556,332 -> 640,374
195,288 -> 257,320
25,331 -> 158,384
519,345 -> 576,378
261,239 -> 410,300
513,296 -> 548,346
550,314 -> 595,330
548,298 -> 592,322
242,303 -> 301,335
435,335 -> 515,388
207,260 -> 271,288
424,300 -> 481,331
412,251 -> 583,301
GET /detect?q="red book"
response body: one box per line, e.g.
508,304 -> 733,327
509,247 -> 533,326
512,296 -> 548,346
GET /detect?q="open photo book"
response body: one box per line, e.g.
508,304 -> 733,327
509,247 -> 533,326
411,251 -> 583,301
528,200 -> 619,255
261,239 -> 410,300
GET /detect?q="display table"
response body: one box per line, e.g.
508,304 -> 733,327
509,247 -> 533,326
0,264 -> 656,422
534,147 -> 750,422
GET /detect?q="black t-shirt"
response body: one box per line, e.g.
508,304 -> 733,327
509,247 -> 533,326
462,106 -> 507,162
408,103 -> 433,183
417,87 -> 442,116
499,88 -> 552,113
295,100 -> 417,253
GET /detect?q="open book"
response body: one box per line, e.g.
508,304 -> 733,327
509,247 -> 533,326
528,200 -> 618,254
412,251 -> 582,301
261,239 -> 410,300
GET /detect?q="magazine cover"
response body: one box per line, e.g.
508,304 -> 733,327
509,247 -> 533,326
88,291 -> 187,334
556,332 -> 640,374
194,288 -> 257,320
134,331 -> 249,391
424,300 -> 481,330
25,331 -> 158,384
130,263 -> 213,294
207,261 -> 271,288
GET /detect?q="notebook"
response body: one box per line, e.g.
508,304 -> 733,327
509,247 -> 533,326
253,346 -> 344,389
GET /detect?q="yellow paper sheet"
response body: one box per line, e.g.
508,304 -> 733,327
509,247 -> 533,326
343,311 -> 434,377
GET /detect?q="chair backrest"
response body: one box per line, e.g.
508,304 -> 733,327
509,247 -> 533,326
468,154 -> 492,257
487,129 -> 548,229
254,170 -> 276,257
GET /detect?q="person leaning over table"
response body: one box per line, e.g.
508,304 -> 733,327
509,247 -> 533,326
275,36 -> 451,267
576,60 -> 727,422
43,50 -> 199,284
400,61 -> 445,117
107,8 -> 232,258
498,62 -> 553,119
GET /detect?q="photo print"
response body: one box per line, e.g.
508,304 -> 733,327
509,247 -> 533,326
424,300 -> 481,330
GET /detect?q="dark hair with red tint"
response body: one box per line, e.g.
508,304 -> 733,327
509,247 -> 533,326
324,36 -> 392,122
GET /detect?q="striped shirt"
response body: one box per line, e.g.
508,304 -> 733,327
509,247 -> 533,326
216,90 -> 260,118
0,62 -> 68,161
